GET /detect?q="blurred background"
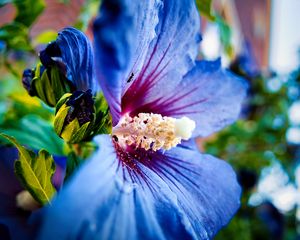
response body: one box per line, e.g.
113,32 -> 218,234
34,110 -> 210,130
0,0 -> 299,239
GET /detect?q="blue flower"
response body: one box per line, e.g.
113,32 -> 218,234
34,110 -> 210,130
36,0 -> 247,239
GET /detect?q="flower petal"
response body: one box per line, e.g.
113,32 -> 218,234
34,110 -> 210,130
37,135 -> 240,239
121,0 -> 201,116
130,59 -> 248,137
40,27 -> 96,92
160,145 -> 241,238
93,0 -> 162,123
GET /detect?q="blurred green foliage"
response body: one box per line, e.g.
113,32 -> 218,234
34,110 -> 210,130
75,0 -> 101,30
33,30 -> 57,45
196,0 -> 233,57
14,0 -> 45,27
0,72 -> 64,155
0,0 -> 45,51
0,23 -> 32,51
209,56 -> 300,240
196,0 -> 215,21
197,0 -> 300,238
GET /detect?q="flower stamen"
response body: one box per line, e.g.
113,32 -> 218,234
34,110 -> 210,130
112,113 -> 195,151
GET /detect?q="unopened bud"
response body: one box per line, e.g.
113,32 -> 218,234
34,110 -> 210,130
22,68 -> 35,96
22,63 -> 73,107
54,90 -> 96,143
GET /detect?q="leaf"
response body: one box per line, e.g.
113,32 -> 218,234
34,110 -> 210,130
196,0 -> 215,21
14,0 -> 45,27
68,121 -> 90,144
215,14 -> 233,57
0,22 -> 31,50
55,93 -> 72,115
0,115 -> 65,156
61,119 -> 90,144
0,133 -> 56,205
54,105 -> 69,135
0,0 -> 45,51
92,93 -> 112,135
33,30 -> 57,45
49,66 -> 72,102
33,66 -> 57,107
31,64 -> 73,107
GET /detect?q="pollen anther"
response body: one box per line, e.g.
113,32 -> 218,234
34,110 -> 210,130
112,113 -> 195,151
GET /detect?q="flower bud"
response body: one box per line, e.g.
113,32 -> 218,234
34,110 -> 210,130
22,68 -> 35,96
54,90 -> 96,144
22,27 -> 95,107
22,63 -> 73,107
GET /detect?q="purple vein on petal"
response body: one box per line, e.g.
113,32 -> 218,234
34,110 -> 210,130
162,99 -> 208,115
122,42 -> 173,113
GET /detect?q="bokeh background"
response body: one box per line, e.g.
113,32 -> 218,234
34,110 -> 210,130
0,0 -> 299,239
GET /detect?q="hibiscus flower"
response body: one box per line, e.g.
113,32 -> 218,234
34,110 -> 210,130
12,0 -> 248,239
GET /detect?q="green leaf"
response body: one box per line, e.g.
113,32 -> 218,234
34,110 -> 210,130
0,0 -> 45,52
196,0 -> 215,21
33,30 -> 57,46
92,93 -> 112,135
69,121 -> 90,143
49,66 -> 72,101
0,133 -> 56,205
54,105 -> 69,136
0,23 -> 31,51
215,14 -> 233,57
60,119 -> 91,144
195,1 -> 233,57
31,64 -> 72,107
0,115 -> 65,156
61,118 -> 80,141
14,0 -> 45,27
55,93 -> 72,115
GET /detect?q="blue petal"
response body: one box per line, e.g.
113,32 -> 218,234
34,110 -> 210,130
40,27 -> 96,92
122,0 -> 201,117
93,0 -> 200,125
131,59 -> 248,137
93,0 -> 162,123
162,145 -> 241,238
37,135 -> 240,239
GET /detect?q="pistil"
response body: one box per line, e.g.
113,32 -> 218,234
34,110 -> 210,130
112,113 -> 195,151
